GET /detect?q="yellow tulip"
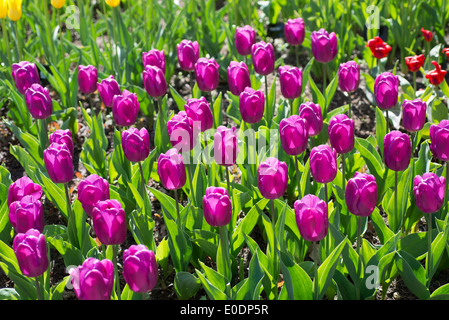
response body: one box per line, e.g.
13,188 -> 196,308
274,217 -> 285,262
105,0 -> 120,8
8,0 -> 22,22
51,0 -> 65,9
0,0 -> 8,19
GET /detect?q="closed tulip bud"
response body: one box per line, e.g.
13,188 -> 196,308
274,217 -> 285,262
298,101 -> 323,137
227,61 -> 251,96
13,229 -> 48,278
70,257 -> 114,300
214,126 -> 239,167
366,37 -> 392,59
157,148 -> 187,190
443,48 -> 449,60
0,0 -> 7,19
383,130 -> 411,171
328,114 -> 355,154
279,65 -> 303,100
194,58 -> 220,92
402,99 -> 426,133
284,18 -> 305,46
294,194 -> 328,242
12,61 -> 40,95
251,41 -> 275,76
239,87 -> 265,124
43,142 -> 74,184
51,0 -> 65,9
234,25 -> 256,56
414,173 -> 446,214
123,245 -> 158,293
142,49 -> 166,74
203,187 -> 232,227
7,176 -> 43,208
98,76 -> 121,108
25,84 -> 52,119
105,0 -> 120,7
430,120 -> 449,162
310,145 -> 337,183
49,129 -> 74,155
92,199 -> 126,246
177,40 -> 199,72
143,65 -> 167,98
8,0 -> 22,21
77,174 -> 110,217
121,127 -> 150,163
184,96 -> 213,132
405,55 -> 425,73
421,28 -> 433,42
338,61 -> 360,93
345,172 -> 378,217
311,29 -> 338,64
167,111 -> 197,152
9,196 -> 45,233
258,157 -> 288,199
78,65 -> 98,95
374,72 -> 399,110
112,90 -> 140,127
425,61 -> 447,86
279,115 -> 309,156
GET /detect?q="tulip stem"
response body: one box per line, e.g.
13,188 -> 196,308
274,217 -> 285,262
35,276 -> 43,300
174,189 -> 182,229
187,156 -> 196,207
14,21 -> 22,62
395,170 -> 398,225
138,161 -> 147,197
295,45 -> 299,67
413,72 -> 417,98
313,241 -> 319,300
225,168 -> 233,206
57,9 -> 70,108
377,58 -> 381,76
356,215 -> 362,300
425,214 -> 432,287
112,244 -> 121,300
348,95 -> 352,118
2,19 -> 11,66
386,110 -> 390,132
341,153 -> 345,193
219,225 -> 231,285
111,7 -> 121,81
294,155 -> 302,199
322,63 -> 327,108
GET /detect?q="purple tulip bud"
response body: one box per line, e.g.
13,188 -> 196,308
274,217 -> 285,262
203,187 -> 233,227
77,174 -> 110,217
279,115 -> 309,156
7,176 -> 43,208
167,111 -> 197,152
25,83 -> 52,119
177,40 -> 200,72
279,65 -> 303,100
98,76 -> 121,108
92,199 -> 126,246
13,229 -> 48,278
338,61 -> 360,93
123,245 -> 158,293
143,65 -> 167,98
383,130 -> 411,171
43,142 -> 74,184
258,157 -> 288,199
345,172 -> 378,217
402,99 -> 427,133
184,96 -> 213,132
11,61 -> 40,95
142,49 -> 166,74
234,25 -> 256,56
9,196 -> 45,233
294,194 -> 328,242
374,72 -> 399,110
430,120 -> 449,162
194,58 -> 220,92
112,90 -> 140,127
78,65 -> 98,94
121,127 -> 150,163
239,87 -> 265,124
310,29 -> 338,64
284,18 -> 305,46
227,61 -> 251,96
298,101 -> 323,137
157,148 -> 187,190
49,129 -> 74,155
310,145 -> 337,183
328,114 -> 355,154
69,257 -> 114,300
251,41 -> 275,76
414,173 -> 446,214
214,126 -> 239,167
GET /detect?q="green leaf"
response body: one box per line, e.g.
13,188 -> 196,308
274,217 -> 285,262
235,250 -> 265,300
279,251 -> 313,300
395,250 -> 430,300
169,85 -> 187,111
317,239 -> 347,300
164,217 -> 192,273
430,283 -> 449,300
375,107 -> 387,157
174,271 -> 201,300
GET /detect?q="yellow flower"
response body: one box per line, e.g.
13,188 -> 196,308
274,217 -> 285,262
51,0 -> 65,9
0,0 -> 8,19
105,0 -> 120,8
8,0 -> 22,22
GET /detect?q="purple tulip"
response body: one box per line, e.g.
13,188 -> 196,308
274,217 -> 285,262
121,127 -> 150,163
413,173 -> 446,214
239,87 -> 265,124
157,148 -> 187,190
25,83 -> 53,119
227,61 -> 251,96
78,65 -> 98,95
123,245 -> 158,293
430,120 -> 449,162
9,195 -> 45,233
345,172 -> 378,217
214,126 -> 239,167
77,174 -> 110,217
251,41 -> 275,76
194,58 -> 220,92
11,61 -> 40,95
402,99 -> 427,133
258,157 -> 288,199
49,129 -> 74,155
383,130 -> 411,171
234,25 -> 256,56
142,49 -> 166,74
177,40 -> 200,72
374,72 -> 399,110
7,176 -> 43,208
92,199 -> 126,246
43,142 -> 74,184
298,101 -> 323,137
143,65 -> 167,98
98,76 -> 121,108
13,229 -> 48,278
294,194 -> 328,242
112,90 -> 140,127
167,111 -> 197,152
310,29 -> 338,64
279,65 -> 303,100
184,96 -> 213,132
69,257 -> 114,300
202,187 -> 232,227
279,115 -> 309,156
338,61 -> 360,93
284,18 -> 305,46
328,114 -> 355,154
310,145 -> 337,183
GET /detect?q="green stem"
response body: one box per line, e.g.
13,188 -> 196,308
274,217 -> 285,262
35,276 -> 43,300
295,45 -> 299,67
2,19 -> 11,66
42,0 -> 54,62
341,153 -> 345,193
174,189 -> 181,229
14,21 -> 21,61
264,75 -> 269,121
187,159 -> 196,207
111,7 -> 121,81
356,216 -> 362,300
348,95 -> 352,118
395,170 -> 398,226
322,63 -> 327,108
426,214 -> 432,287
377,58 -> 381,75
313,241 -> 319,300
57,10 -> 71,108
138,161 -> 147,197
113,245 -> 121,300
294,155 -> 302,199
219,225 -> 230,283
413,72 -> 417,98
386,110 -> 390,132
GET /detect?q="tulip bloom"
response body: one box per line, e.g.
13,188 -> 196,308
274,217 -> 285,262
98,76 -> 121,108
8,0 -> 22,21
214,126 -> 239,167
294,194 -> 328,242
24,84 -> 53,119
425,61 -> 447,86
112,90 -> 140,127
402,99 -> 426,133
443,48 -> 449,59
43,143 -> 74,184
421,28 -> 433,42
284,18 -> 305,47
251,41 -> 275,76
177,40 -> 200,72
279,65 -> 303,100
238,87 -> 265,124
234,25 -> 256,56
78,65 -> 98,95
92,199 -> 126,246
366,37 -> 391,59
51,0 -> 65,9
227,61 -> 251,96
202,187 -> 233,227
105,0 -> 120,7
310,145 -> 337,184
345,172 -> 378,217
13,229 -> 48,278
430,120 -> 449,162
374,72 -> 399,110
70,257 -> 114,300
167,111 -> 197,152
298,101 -> 323,137
184,96 -> 213,132
142,49 -> 166,74
258,157 -> 288,200
11,61 -> 40,95
121,127 -> 150,163
194,58 -> 220,92
7,176 -> 43,208
157,148 -> 187,190
383,131 -> 411,172
328,114 -> 354,154
279,115 -> 309,156
9,196 -> 45,233
338,61 -> 360,93
77,174 -> 110,217
49,129 -> 74,155
0,0 -> 7,19
414,173 -> 445,214
123,245 -> 158,293
143,65 -> 167,98
310,29 -> 338,64
405,55 -> 425,73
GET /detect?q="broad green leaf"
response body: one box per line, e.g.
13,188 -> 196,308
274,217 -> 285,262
394,250 -> 430,300
317,239 -> 347,300
174,271 -> 201,300
279,251 -> 313,300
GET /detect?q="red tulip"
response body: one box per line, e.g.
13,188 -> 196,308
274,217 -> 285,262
421,28 -> 433,42
404,54 -> 425,73
425,61 -> 447,86
443,48 -> 449,60
366,37 -> 391,59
